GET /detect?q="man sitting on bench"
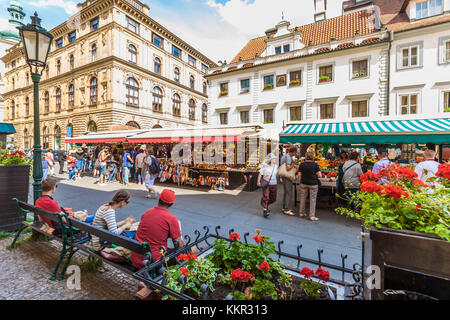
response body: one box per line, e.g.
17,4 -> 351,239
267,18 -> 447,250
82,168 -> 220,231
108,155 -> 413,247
35,178 -> 63,235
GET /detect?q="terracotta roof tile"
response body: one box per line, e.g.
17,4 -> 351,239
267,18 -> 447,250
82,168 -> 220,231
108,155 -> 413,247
227,66 -> 238,71
314,47 -> 331,54
337,42 -> 355,49
230,10 -> 377,63
360,37 -> 381,45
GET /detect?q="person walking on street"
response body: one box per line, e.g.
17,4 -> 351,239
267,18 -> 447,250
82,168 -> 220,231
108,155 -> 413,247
257,153 -> 278,218
280,147 -> 298,216
122,148 -> 134,186
67,150 -> 76,180
298,152 -> 322,221
135,149 -> 146,184
131,146 -> 140,182
46,149 -> 55,176
107,150 -> 119,183
143,150 -> 160,198
415,149 -> 440,183
342,151 -> 364,210
74,147 -> 85,180
57,146 -> 66,174
98,147 -> 110,186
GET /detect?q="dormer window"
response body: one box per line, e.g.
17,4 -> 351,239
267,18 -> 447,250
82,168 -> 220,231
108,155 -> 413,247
416,0 -> 442,19
275,47 -> 282,55
283,44 -> 290,53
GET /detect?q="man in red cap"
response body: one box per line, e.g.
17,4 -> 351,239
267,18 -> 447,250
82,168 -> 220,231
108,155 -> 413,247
130,189 -> 184,270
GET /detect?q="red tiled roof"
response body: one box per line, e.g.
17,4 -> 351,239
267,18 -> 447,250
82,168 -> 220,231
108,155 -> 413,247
315,47 -> 331,54
227,66 -> 238,71
337,42 -> 355,49
360,37 -> 381,45
230,10 -> 377,63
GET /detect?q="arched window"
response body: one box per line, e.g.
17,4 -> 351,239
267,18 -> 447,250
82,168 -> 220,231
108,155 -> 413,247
91,43 -> 97,62
128,44 -> 137,64
174,67 -> 180,83
44,91 -> 49,113
68,84 -> 74,109
55,88 -> 61,112
25,97 -> 30,117
66,124 -> 73,138
152,124 -> 162,129
126,121 -> 140,129
126,77 -> 139,106
172,93 -> 181,116
203,82 -> 207,95
202,103 -> 208,123
42,126 -> 49,150
152,86 -> 163,112
189,75 -> 195,89
11,100 -> 15,120
54,126 -> 61,150
90,77 -> 98,104
69,54 -> 74,70
188,99 -> 196,120
154,57 -> 161,74
87,120 -> 97,132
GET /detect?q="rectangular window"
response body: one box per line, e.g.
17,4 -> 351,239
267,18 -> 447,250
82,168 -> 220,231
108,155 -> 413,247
126,16 -> 139,33
352,59 -> 368,78
56,38 -> 63,48
320,103 -> 334,119
68,31 -> 76,43
219,83 -> 228,96
188,55 -> 196,67
290,106 -> 302,121
283,44 -> 290,53
443,91 -> 450,112
417,0 -> 442,18
400,94 -> 418,115
289,70 -> 301,86
319,65 -> 333,82
201,64 -> 208,74
240,111 -> 250,124
263,109 -> 274,123
263,75 -> 274,90
240,79 -> 250,93
402,46 -> 419,67
220,112 -> 228,125
172,45 -> 182,58
446,41 -> 450,62
275,46 -> 282,55
351,101 -> 368,117
153,34 -> 163,48
90,17 -> 99,31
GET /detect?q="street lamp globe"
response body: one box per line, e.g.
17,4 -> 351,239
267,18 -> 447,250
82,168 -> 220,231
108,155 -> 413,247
18,12 -> 53,70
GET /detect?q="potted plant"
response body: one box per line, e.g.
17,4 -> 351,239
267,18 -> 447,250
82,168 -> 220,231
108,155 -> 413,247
289,80 -> 301,87
219,91 -> 228,97
263,84 -> 274,90
336,163 -> 450,299
0,150 -> 32,231
319,76 -> 331,83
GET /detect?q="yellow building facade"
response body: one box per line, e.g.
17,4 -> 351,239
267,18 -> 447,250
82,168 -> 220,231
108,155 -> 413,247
2,0 -> 216,150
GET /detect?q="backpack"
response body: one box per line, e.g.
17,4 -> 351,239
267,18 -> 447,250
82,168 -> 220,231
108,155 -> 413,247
149,156 -> 161,175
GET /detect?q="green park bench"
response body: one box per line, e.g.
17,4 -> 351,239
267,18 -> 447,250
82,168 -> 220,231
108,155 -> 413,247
11,199 -> 155,282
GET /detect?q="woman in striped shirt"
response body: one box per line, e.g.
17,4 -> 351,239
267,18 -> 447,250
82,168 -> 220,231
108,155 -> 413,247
91,190 -> 136,251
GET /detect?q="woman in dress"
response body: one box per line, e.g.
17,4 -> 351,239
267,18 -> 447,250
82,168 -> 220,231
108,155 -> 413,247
257,153 -> 278,218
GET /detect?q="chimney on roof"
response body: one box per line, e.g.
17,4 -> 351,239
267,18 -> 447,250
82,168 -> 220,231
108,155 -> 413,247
239,57 -> 242,62
355,29 -> 360,36
330,36 -> 336,41
308,40 -> 313,46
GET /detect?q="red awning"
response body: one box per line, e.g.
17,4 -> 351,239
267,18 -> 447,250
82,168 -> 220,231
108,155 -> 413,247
64,138 -> 126,144
127,136 -> 241,143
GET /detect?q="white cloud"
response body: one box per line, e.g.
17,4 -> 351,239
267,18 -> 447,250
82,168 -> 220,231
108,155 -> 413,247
26,0 -> 78,15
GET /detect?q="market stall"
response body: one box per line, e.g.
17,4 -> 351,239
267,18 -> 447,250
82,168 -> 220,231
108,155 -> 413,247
280,118 -> 450,208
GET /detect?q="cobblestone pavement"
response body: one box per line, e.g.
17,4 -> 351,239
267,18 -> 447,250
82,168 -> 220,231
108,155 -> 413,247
0,235 -> 138,300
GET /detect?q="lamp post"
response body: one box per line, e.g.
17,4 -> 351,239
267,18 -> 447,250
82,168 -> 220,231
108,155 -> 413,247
18,12 -> 53,205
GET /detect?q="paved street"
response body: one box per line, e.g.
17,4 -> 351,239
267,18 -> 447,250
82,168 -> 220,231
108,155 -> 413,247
48,166 -> 362,275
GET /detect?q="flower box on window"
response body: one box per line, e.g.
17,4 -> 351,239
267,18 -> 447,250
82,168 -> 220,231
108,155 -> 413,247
319,76 -> 331,83
289,80 -> 301,87
263,84 -> 274,90
219,91 -> 228,97
444,107 -> 450,113
240,88 -> 250,94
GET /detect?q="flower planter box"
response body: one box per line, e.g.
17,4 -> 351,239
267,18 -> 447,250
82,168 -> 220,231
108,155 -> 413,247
363,227 -> 450,300
263,85 -> 274,90
133,226 -> 362,300
289,81 -> 301,87
0,165 -> 30,231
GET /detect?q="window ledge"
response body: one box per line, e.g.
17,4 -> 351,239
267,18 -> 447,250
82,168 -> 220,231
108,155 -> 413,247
126,103 -> 139,108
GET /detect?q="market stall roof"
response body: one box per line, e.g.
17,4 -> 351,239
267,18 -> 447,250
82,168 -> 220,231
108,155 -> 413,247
127,124 -> 264,143
280,118 -> 450,144
64,129 -> 147,144
0,122 -> 16,134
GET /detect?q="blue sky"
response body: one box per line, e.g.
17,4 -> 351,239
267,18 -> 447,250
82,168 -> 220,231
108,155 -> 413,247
0,0 -> 346,62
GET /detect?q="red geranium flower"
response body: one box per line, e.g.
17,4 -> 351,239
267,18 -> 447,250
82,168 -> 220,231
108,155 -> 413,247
177,254 -> 188,262
253,234 -> 264,243
415,204 -> 422,211
179,267 -> 189,276
315,267 -> 330,282
360,171 -> 380,182
436,163 -> 450,180
413,180 -> 428,187
383,183 -> 409,199
360,181 -> 383,194
186,251 -> 197,261
300,267 -> 314,278
230,269 -> 253,281
229,232 -> 241,241
258,261 -> 270,272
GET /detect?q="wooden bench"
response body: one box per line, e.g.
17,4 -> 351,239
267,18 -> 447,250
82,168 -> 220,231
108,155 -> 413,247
11,199 -> 71,280
11,199 -> 155,282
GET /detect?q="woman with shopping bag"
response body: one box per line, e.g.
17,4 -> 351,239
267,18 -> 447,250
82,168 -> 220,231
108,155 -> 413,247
278,147 -> 298,216
257,153 -> 279,218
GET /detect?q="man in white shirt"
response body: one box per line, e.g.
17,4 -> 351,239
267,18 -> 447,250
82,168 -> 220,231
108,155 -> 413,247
415,150 -> 440,183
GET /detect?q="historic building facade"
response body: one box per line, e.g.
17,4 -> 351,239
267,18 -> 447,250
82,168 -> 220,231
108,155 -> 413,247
2,0 -> 216,150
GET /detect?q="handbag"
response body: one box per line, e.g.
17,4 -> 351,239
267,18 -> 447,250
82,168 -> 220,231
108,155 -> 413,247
260,166 -> 275,188
278,163 -> 296,181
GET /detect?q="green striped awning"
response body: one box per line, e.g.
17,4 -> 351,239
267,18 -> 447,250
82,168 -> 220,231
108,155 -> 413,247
280,119 -> 450,144
0,122 -> 16,134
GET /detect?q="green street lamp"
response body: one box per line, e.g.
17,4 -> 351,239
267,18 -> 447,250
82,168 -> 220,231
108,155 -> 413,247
18,12 -> 53,204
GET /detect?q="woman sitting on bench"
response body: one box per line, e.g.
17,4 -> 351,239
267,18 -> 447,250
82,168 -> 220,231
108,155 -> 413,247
90,190 -> 136,251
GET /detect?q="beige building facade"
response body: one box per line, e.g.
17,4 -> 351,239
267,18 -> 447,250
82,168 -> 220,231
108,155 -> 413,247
2,0 -> 216,150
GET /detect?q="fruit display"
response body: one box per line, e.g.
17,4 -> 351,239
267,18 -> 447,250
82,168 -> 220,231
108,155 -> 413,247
317,159 -> 330,167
